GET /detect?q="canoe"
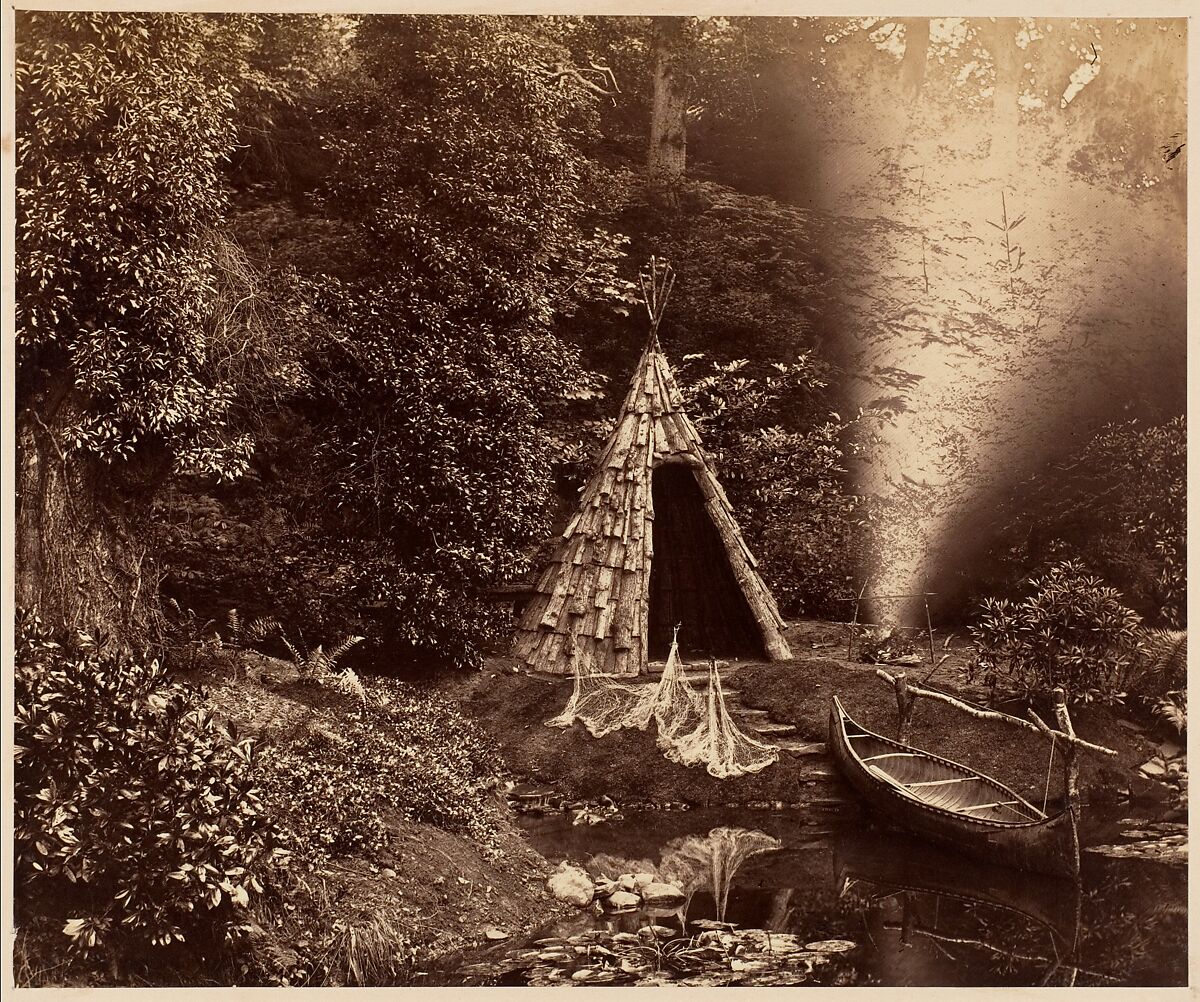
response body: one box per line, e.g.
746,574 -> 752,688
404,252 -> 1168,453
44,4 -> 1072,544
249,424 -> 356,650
828,696 -> 1076,875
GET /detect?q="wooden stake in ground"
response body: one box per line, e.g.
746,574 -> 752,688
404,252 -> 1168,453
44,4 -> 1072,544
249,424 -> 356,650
1049,687 -> 1083,884
892,671 -> 915,743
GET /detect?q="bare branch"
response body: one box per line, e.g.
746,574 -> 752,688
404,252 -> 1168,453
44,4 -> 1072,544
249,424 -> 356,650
874,669 -> 1117,758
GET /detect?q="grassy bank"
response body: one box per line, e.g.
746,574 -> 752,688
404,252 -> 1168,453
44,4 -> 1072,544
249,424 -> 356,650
736,658 -> 1147,805
458,663 -> 836,807
196,653 -> 570,985
460,618 -> 1159,809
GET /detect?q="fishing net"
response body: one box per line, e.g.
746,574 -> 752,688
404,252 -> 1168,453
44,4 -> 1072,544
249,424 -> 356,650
544,633 -> 656,737
663,665 -> 779,778
546,630 -> 779,779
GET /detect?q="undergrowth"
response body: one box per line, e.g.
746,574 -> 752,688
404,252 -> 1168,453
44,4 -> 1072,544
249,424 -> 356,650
255,675 -> 504,863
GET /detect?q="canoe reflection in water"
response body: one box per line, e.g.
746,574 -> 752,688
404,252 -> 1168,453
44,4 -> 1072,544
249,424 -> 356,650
832,831 -> 1126,986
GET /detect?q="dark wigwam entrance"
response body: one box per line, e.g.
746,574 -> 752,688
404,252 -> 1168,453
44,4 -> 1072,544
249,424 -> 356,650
647,464 -> 767,661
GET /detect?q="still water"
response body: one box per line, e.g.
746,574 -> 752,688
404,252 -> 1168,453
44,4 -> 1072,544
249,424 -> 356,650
420,804 -> 1186,987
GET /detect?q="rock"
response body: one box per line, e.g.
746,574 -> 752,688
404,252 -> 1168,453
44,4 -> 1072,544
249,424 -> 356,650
381,868 -> 396,878
632,872 -> 656,889
605,890 -> 641,911
640,882 -> 686,906
1158,740 -> 1184,760
1139,758 -> 1167,778
483,926 -> 509,941
618,874 -> 637,892
546,861 -> 595,907
1128,775 -> 1173,804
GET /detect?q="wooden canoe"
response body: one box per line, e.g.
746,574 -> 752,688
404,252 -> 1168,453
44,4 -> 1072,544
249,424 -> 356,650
828,696 -> 1075,875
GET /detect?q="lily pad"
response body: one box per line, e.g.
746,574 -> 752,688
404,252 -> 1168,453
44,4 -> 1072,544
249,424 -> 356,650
804,939 -> 857,953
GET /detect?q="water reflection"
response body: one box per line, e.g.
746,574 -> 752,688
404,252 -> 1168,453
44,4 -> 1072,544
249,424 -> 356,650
418,808 -> 1185,987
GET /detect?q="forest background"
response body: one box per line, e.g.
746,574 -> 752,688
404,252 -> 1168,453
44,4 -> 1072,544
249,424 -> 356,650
6,11 -> 1188,984
13,12 -> 1187,667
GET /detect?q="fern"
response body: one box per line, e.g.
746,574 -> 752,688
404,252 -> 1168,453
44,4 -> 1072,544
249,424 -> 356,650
224,607 -> 281,648
327,665 -> 368,706
1154,689 -> 1187,736
324,634 -> 364,672
1129,627 -> 1187,698
279,630 -> 367,704
1141,628 -> 1187,679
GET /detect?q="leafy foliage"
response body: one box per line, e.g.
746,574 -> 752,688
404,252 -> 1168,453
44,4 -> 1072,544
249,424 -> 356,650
1153,690 -> 1186,736
13,610 -> 278,971
279,630 -> 366,703
1125,627 -> 1187,705
305,283 -> 576,667
151,475 -> 365,646
16,12 -> 308,478
978,416 -> 1185,627
678,354 -> 873,617
321,14 -> 617,321
256,677 -> 503,862
969,560 -> 1143,703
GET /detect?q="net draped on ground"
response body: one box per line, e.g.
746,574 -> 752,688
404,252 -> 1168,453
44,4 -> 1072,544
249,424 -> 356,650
545,631 -> 779,779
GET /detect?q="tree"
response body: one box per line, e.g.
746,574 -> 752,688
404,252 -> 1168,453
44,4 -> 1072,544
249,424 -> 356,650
288,15 -> 628,665
648,16 -> 689,195
897,18 -> 930,101
15,12 -> 303,642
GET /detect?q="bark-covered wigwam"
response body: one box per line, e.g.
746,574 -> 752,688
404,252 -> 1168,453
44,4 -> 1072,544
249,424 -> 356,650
513,260 -> 792,676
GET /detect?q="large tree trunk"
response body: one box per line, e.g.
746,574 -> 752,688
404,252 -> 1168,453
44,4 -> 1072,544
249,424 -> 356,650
647,16 -> 688,201
980,18 -> 1022,166
15,377 -> 162,648
898,19 -> 931,101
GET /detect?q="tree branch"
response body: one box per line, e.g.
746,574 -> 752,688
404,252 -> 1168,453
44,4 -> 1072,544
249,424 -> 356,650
525,61 -> 620,101
874,669 -> 1117,757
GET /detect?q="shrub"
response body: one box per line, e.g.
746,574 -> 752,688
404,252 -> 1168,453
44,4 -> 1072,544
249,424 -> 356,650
969,560 -> 1142,703
151,469 -> 368,648
976,416 -> 1185,628
256,676 -> 503,865
677,354 -> 873,617
303,281 -> 574,669
13,610 -> 279,975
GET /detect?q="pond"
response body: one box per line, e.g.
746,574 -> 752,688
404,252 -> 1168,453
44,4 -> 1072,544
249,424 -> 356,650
416,803 -> 1186,987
